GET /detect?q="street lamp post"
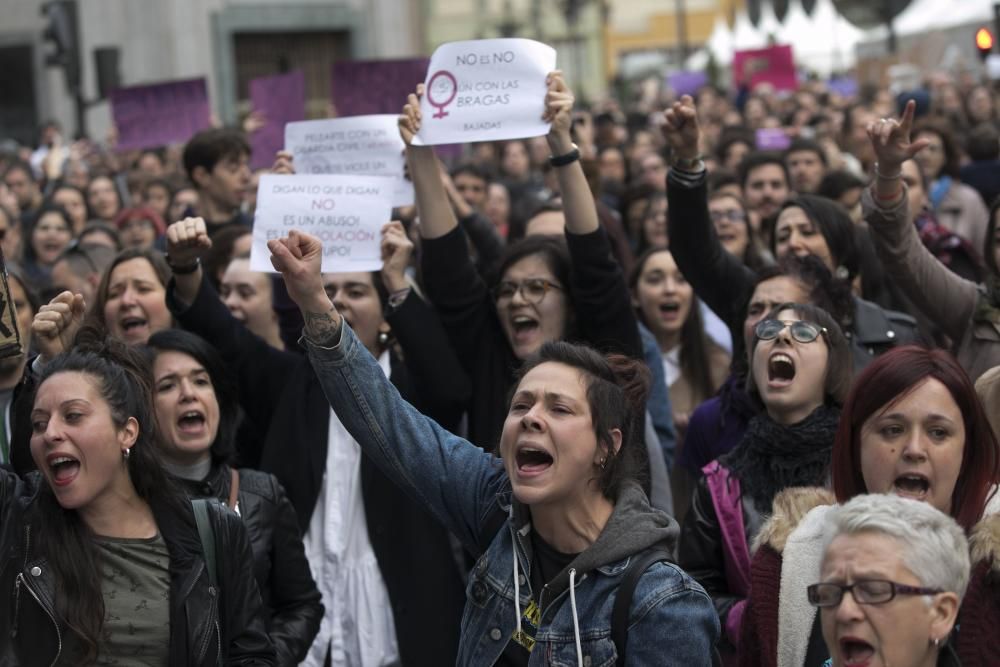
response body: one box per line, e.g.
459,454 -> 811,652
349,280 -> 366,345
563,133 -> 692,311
675,0 -> 689,64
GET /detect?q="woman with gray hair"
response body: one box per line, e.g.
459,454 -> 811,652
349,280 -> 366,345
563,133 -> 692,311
810,493 -> 968,667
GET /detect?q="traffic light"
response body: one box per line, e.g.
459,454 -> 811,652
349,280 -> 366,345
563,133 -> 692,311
41,0 -> 80,93
976,27 -> 994,61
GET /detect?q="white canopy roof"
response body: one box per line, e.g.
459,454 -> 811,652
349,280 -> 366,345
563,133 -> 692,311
892,0 -> 995,36
707,0 -> 863,75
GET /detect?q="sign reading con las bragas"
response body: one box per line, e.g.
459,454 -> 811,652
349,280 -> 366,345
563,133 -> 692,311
413,38 -> 556,146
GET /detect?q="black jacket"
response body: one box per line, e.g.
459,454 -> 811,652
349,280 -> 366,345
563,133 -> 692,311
166,275 -> 467,666
678,474 -> 766,653
177,464 -> 323,666
0,471 -> 275,666
420,224 -> 643,450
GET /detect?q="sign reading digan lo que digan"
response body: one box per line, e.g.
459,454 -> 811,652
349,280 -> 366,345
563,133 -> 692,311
250,174 -> 395,273
284,115 -> 413,207
412,38 -> 556,146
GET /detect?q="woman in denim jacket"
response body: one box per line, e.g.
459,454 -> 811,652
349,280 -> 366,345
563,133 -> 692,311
262,227 -> 720,666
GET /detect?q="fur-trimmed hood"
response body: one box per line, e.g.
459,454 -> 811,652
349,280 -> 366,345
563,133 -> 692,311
751,486 -> 834,555
970,488 -> 1000,574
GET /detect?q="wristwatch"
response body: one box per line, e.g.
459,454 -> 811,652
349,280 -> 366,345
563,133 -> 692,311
671,154 -> 704,171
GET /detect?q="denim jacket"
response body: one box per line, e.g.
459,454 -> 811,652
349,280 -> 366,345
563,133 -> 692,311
303,324 -> 720,666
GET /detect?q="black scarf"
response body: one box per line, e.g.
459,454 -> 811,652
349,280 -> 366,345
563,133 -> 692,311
719,404 -> 840,514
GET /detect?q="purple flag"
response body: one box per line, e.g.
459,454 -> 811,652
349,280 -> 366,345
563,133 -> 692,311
249,70 -> 306,170
827,77 -> 859,99
110,78 -> 211,151
668,71 -> 708,97
331,58 -> 430,117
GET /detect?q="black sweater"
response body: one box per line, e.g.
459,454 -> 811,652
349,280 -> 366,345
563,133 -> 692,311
421,224 -> 642,450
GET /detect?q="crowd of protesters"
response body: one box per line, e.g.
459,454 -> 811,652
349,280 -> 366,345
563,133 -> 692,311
0,54 -> 999,667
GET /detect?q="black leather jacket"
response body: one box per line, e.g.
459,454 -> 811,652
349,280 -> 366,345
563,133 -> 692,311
0,471 -> 276,666
177,464 -> 323,666
678,475 -> 766,653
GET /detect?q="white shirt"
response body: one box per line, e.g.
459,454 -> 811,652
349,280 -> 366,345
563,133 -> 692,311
662,346 -> 681,389
700,302 -> 732,354
302,351 -> 399,667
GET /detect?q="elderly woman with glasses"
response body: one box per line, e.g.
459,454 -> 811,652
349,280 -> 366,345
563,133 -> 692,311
679,302 -> 852,659
810,494 -> 968,667
740,346 -> 1000,667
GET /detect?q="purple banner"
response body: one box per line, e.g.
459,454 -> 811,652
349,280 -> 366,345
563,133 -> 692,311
331,58 -> 430,117
756,128 -> 792,151
249,70 -> 306,170
668,71 -> 708,97
110,78 -> 211,151
827,77 -> 859,99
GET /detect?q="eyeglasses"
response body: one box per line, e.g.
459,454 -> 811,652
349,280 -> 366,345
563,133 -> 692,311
709,209 -> 747,223
492,278 -> 563,304
807,580 -> 943,608
755,318 -> 828,343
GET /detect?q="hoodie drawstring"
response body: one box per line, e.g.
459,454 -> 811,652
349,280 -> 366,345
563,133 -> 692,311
569,568 -> 583,666
513,538 -> 522,636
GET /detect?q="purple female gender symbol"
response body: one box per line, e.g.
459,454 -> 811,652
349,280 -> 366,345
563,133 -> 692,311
427,70 -> 458,119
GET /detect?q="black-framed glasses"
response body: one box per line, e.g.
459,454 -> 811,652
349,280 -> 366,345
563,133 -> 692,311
492,278 -> 563,304
709,209 -> 747,223
755,318 -> 827,344
807,580 -> 943,608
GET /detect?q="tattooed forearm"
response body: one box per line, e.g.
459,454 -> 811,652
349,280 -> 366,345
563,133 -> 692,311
303,307 -> 342,346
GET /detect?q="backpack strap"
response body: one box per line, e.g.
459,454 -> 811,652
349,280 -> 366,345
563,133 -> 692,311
612,548 -> 673,666
227,468 -> 240,513
191,498 -> 218,589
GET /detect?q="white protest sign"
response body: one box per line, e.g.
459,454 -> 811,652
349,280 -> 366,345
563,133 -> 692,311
412,38 -> 556,146
284,115 -> 413,207
251,173 -> 395,273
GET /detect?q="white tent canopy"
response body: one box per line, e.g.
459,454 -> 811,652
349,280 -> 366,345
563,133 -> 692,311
862,0 -> 996,42
706,0 -> 862,76
892,0 -> 995,36
706,15 -> 734,64
780,0 -> 863,73
732,9 -> 767,50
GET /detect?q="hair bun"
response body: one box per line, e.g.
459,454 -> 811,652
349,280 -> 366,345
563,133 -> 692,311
605,353 -> 651,415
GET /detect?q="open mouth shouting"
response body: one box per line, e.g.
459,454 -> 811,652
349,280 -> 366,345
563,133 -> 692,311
509,313 -> 540,346
892,472 -> 930,502
839,636 -> 875,666
118,315 -> 149,340
47,452 -> 81,488
514,443 -> 554,479
767,352 -> 796,388
658,300 -> 681,324
177,409 -> 207,438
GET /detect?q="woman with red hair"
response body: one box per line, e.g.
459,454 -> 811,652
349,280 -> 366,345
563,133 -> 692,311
740,345 -> 1000,667
114,205 -> 166,251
